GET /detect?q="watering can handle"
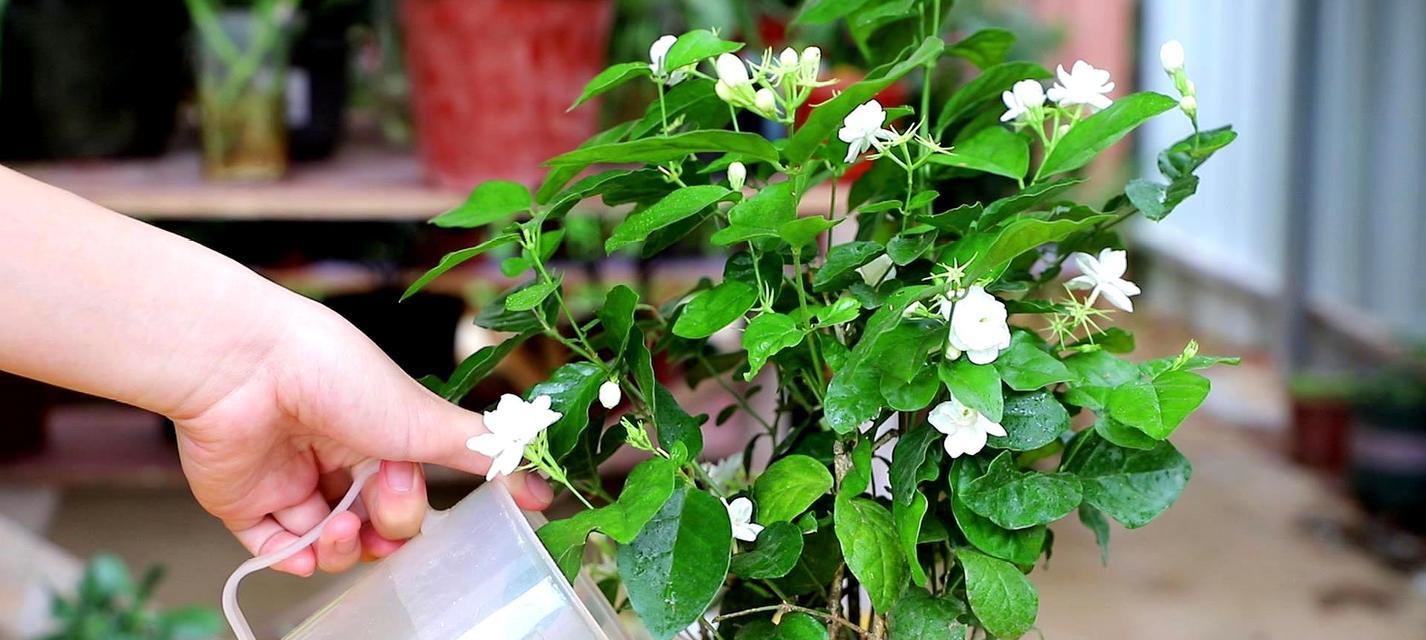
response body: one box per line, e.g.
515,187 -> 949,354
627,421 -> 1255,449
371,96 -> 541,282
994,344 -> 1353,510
221,459 -> 383,640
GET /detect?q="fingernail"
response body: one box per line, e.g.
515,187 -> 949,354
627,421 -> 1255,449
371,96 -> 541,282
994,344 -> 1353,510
527,474 -> 554,505
384,461 -> 416,493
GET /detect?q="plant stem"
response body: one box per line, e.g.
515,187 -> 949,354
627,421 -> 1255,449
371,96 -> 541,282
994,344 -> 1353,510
714,604 -> 866,638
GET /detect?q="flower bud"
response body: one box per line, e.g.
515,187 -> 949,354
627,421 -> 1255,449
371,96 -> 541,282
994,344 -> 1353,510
801,46 -> 821,71
753,88 -> 778,117
1178,95 -> 1198,118
649,35 -> 676,73
598,379 -> 621,409
715,53 -> 750,87
1159,40 -> 1185,73
779,47 -> 799,69
727,161 -> 747,192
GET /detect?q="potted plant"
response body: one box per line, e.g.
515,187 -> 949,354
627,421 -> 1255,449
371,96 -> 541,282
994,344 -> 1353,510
1287,371 -> 1356,476
186,0 -> 297,180
408,4 -> 1234,637
47,554 -> 221,640
1348,364 -> 1426,533
398,0 -> 614,189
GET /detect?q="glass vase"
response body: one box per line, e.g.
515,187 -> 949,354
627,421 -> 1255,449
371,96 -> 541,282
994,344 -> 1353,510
195,10 -> 291,181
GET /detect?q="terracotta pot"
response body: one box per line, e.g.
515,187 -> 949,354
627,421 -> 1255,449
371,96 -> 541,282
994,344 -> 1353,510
399,0 -> 613,190
1288,398 -> 1351,475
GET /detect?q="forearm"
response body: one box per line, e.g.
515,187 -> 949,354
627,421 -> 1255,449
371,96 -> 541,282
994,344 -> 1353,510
0,166 -> 313,419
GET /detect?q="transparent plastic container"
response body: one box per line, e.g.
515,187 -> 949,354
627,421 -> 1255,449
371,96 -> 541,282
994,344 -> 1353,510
280,480 -> 627,640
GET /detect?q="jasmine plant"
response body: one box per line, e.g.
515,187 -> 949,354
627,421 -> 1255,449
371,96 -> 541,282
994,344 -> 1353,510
408,2 -> 1236,638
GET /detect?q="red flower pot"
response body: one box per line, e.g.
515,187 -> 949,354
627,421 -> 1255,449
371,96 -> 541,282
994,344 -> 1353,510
400,0 -> 613,190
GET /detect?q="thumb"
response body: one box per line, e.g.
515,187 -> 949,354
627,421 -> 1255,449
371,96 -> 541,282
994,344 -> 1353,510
393,384 -> 555,511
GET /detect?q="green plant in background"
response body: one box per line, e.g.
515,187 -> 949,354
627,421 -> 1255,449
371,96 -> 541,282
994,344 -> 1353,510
46,554 -> 221,640
409,0 -> 1237,637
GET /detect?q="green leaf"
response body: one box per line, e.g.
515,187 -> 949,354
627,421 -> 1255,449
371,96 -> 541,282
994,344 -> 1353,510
736,613 -> 829,640
880,367 -> 939,411
663,29 -> 742,71
439,331 -> 534,402
780,216 -> 842,249
815,297 -> 862,327
930,125 -> 1029,180
1078,505 -> 1112,565
537,125 -> 635,204
946,28 -> 1014,69
958,549 -> 1039,639
1064,350 -> 1140,388
886,232 -> 935,265
1125,174 -> 1200,221
713,181 -> 797,245
813,241 -> 884,292
1107,370 -> 1210,439
939,359 -> 1004,423
505,279 -> 561,311
1158,125 -> 1237,179
754,455 -> 834,523
950,458 -> 1046,566
402,234 -> 516,301
979,177 -> 1084,228
431,180 -> 533,228
825,287 -> 927,432
549,130 -> 780,168
893,492 -> 930,586
795,0 -> 873,24
160,606 -> 224,639
889,589 -> 968,640
606,185 -> 734,253
672,280 -> 758,339
785,37 -> 945,164
539,458 -> 678,579
569,61 -> 650,110
1037,92 -> 1178,178
835,494 -> 909,612
652,383 -> 704,459
627,79 -> 728,140
1069,327 -> 1135,353
889,425 -> 942,506
600,285 -> 639,352
961,451 -> 1082,529
743,312 -> 808,380
987,390 -> 1070,452
619,485 -> 732,640
1094,414 -> 1159,450
730,521 -> 805,579
994,333 -> 1073,390
1063,431 -> 1192,528
959,215 -> 1111,281
872,320 -> 941,383
936,62 -> 1051,132
528,362 -> 604,457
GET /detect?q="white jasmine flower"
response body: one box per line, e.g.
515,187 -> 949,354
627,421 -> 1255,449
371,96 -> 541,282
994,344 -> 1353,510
856,253 -> 897,286
727,161 -> 747,191
929,394 -> 1006,458
725,497 -> 764,542
467,394 -> 562,480
837,99 -> 898,163
1159,40 -> 1185,74
754,88 -> 779,118
598,379 -> 621,409
648,35 -> 688,85
1047,60 -> 1115,111
940,285 -> 1011,365
1066,248 -> 1141,312
779,47 -> 799,70
702,453 -> 749,494
1000,79 -> 1046,123
801,46 -> 821,76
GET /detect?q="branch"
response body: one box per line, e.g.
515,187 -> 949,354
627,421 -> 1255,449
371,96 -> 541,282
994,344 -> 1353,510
714,604 -> 867,638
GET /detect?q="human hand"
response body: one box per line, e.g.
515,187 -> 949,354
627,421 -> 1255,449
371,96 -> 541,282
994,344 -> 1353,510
171,301 -> 553,576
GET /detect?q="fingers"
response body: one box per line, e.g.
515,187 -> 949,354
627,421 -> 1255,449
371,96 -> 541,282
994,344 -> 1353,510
228,517 -> 317,577
360,460 -> 429,541
500,470 -> 555,511
359,524 -> 405,561
314,511 -> 362,574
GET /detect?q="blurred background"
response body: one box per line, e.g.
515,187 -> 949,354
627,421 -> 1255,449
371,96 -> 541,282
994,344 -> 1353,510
1,0 -> 1424,638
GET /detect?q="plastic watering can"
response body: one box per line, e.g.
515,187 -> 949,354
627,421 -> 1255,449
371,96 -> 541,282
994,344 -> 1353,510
222,461 -> 630,640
